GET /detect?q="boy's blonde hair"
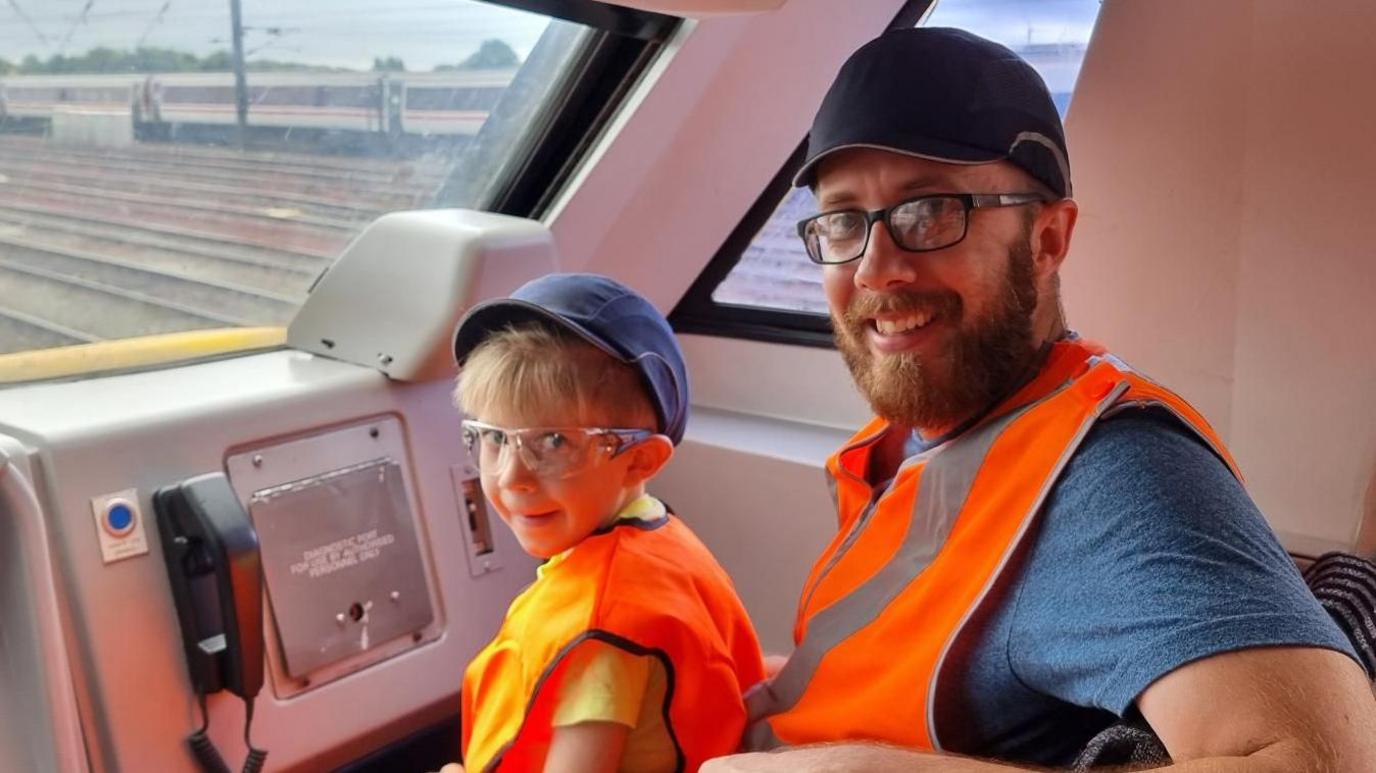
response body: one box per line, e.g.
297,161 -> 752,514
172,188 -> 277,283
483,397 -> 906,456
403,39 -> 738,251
455,322 -> 658,429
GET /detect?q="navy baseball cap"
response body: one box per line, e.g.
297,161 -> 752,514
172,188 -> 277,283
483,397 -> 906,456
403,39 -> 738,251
794,27 -> 1072,198
453,273 -> 690,445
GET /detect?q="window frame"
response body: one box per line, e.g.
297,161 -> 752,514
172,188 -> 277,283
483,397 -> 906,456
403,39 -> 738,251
667,0 -> 939,349
670,140 -> 837,349
488,1 -> 678,41
439,1 -> 679,219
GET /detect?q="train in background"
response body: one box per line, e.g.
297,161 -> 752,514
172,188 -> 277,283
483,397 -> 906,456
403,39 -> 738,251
0,69 -> 515,139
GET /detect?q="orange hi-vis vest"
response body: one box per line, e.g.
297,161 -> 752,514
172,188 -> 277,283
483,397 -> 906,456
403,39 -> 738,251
743,338 -> 1241,753
462,513 -> 766,773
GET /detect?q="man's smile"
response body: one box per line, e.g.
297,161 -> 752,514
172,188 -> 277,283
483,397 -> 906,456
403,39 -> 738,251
865,309 -> 948,354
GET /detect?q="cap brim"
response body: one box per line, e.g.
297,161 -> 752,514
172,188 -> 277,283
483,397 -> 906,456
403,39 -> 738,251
792,140 -> 1004,188
452,298 -> 623,367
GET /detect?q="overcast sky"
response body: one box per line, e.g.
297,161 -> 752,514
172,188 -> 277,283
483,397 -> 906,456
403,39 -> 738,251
925,0 -> 1101,46
0,0 -> 1101,72
0,0 -> 553,71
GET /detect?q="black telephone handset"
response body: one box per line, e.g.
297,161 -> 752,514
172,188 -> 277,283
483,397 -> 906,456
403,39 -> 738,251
154,472 -> 268,773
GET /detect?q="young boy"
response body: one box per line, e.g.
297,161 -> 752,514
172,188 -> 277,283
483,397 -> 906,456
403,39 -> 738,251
449,273 -> 765,773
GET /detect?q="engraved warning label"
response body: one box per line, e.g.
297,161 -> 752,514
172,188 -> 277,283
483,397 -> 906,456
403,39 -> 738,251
290,528 -> 397,579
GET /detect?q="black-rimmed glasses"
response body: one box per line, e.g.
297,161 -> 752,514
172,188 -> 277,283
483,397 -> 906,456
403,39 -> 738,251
461,420 -> 653,479
796,192 -> 1046,265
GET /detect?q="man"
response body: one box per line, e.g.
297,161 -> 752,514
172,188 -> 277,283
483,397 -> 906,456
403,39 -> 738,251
704,28 -> 1376,772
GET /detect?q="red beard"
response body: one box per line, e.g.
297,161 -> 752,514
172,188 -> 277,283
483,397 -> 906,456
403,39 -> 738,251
832,237 -> 1039,431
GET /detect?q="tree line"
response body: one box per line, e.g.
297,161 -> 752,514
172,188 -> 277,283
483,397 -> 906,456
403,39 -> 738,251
0,40 -> 521,76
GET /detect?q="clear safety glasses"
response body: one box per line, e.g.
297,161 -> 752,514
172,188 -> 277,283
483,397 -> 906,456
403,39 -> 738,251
461,420 -> 653,479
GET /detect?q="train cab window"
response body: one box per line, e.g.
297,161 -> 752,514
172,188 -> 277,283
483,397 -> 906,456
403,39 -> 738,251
0,1 -> 675,383
671,0 -> 1102,346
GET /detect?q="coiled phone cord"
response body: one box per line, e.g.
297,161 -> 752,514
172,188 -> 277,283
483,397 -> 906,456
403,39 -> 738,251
241,698 -> 268,773
187,692 -> 268,773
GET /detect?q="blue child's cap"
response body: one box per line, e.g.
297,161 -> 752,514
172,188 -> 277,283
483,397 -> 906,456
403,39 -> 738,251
453,273 -> 690,445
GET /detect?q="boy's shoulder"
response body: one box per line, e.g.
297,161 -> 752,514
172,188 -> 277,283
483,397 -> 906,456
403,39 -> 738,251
586,510 -> 705,567
609,514 -> 744,603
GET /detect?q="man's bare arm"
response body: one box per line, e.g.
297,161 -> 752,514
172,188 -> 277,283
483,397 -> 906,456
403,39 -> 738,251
703,646 -> 1376,772
1136,646 -> 1376,771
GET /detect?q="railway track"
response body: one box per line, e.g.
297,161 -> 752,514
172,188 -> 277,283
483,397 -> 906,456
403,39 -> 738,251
0,139 -> 448,197
0,150 -> 442,207
0,134 -> 446,360
0,160 -> 410,221
0,258 -> 245,346
0,237 -> 302,320
0,188 -> 350,257
0,305 -> 94,352
0,204 -> 335,263
0,208 -> 330,277
0,177 -> 363,232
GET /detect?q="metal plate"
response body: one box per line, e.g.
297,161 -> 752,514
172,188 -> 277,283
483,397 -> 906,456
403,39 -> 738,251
249,458 -> 434,678
226,414 -> 446,697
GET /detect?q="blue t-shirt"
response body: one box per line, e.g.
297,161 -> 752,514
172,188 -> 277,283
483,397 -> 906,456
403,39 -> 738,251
913,407 -> 1357,766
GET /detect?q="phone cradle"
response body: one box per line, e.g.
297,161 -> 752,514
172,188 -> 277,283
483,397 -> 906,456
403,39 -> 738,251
155,472 -> 269,773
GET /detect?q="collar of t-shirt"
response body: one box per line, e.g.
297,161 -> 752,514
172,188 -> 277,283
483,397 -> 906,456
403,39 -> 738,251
537,494 -> 666,578
880,334 -> 1075,488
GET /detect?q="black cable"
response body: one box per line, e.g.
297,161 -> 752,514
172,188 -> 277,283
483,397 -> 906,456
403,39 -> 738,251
240,697 -> 268,773
55,0 -> 95,55
185,691 -> 268,773
135,0 -> 173,49
4,0 -> 50,47
187,693 -> 232,773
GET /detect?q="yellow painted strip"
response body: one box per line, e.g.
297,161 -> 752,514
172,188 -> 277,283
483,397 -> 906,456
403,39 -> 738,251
0,327 -> 287,384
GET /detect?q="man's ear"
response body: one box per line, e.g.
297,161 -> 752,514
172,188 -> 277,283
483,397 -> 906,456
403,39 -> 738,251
623,435 -> 674,486
1032,197 -> 1079,278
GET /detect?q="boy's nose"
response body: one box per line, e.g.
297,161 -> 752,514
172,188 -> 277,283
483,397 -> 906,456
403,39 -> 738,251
496,448 -> 539,491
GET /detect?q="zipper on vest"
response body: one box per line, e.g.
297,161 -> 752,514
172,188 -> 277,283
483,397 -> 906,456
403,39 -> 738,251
799,488 -> 882,618
801,428 -> 891,616
803,423 -> 956,618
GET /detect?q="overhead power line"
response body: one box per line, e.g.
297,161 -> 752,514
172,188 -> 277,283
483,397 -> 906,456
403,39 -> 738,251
136,0 -> 173,49
56,0 -> 96,56
5,0 -> 51,48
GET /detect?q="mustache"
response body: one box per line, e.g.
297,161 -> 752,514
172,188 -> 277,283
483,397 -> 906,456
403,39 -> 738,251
840,289 -> 962,328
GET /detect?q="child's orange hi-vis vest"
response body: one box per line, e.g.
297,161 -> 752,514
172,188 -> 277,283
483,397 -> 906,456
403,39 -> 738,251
462,514 -> 766,772
743,338 -> 1240,753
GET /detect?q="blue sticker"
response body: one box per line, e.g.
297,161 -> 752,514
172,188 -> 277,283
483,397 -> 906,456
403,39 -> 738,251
107,503 -> 134,532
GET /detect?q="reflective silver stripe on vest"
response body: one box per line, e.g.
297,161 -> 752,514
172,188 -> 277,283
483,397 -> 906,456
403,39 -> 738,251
742,386 -> 1064,751
925,380 -> 1130,749
824,468 -> 839,511
1102,399 -> 1237,481
803,434 -> 941,629
1087,355 -> 1237,478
